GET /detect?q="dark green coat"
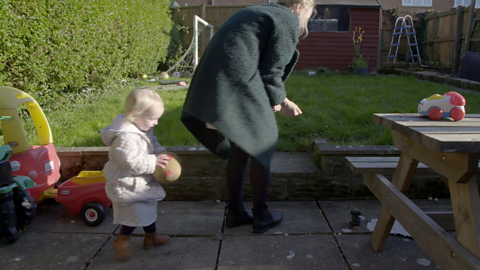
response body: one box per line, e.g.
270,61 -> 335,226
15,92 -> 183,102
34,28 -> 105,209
181,4 -> 299,169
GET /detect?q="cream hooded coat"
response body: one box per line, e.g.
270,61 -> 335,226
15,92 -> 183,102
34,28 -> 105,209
101,114 -> 166,226
101,114 -> 166,205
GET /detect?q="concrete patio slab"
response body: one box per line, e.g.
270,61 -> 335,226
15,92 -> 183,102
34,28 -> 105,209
337,234 -> 440,269
224,201 -> 331,236
0,199 -> 453,270
0,232 -> 108,270
28,201 -> 118,234
154,201 -> 225,236
319,200 -> 382,234
218,234 -> 348,270
88,236 -> 219,270
319,199 -> 453,234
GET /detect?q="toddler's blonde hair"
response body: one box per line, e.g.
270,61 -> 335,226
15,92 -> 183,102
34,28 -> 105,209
124,86 -> 164,122
278,0 -> 316,37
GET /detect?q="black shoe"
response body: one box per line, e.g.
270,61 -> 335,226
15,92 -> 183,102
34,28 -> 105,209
226,208 -> 253,228
252,207 -> 283,234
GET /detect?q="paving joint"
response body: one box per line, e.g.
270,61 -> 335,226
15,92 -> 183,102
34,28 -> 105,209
214,236 -> 223,270
83,233 -> 114,270
316,200 -> 354,270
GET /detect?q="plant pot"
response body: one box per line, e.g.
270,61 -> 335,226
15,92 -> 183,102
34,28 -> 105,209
353,68 -> 368,76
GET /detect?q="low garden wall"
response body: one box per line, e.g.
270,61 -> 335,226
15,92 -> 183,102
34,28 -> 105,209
379,68 -> 480,92
56,140 -> 452,201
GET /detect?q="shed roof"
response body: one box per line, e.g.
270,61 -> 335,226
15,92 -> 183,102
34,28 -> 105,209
314,0 -> 380,8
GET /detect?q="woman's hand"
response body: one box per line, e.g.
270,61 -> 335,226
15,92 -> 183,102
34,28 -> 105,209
281,98 -> 302,116
156,154 -> 170,169
272,104 -> 282,112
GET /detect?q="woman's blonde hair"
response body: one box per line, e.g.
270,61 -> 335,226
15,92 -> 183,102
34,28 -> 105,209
124,86 -> 164,122
278,0 -> 316,37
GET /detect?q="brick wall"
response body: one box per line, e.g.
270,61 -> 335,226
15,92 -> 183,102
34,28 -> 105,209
175,0 -> 267,6
379,0 -> 400,10
214,0 -> 267,4
54,145 -> 454,200
378,0 -> 454,15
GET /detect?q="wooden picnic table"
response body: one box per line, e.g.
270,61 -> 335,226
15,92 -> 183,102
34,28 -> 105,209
368,113 -> 480,269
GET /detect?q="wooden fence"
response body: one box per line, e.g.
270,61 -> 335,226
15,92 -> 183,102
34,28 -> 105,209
421,7 -> 480,70
380,7 -> 480,70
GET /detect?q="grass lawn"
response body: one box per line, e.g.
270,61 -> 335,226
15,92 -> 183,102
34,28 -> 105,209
4,73 -> 480,152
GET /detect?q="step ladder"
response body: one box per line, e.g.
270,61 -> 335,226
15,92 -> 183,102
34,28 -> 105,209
387,15 -> 422,64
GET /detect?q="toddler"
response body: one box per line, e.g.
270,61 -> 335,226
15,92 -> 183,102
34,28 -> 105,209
101,86 -> 171,258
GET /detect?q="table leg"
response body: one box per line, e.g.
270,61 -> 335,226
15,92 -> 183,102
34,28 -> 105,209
369,152 -> 418,251
449,175 -> 480,258
365,173 -> 480,269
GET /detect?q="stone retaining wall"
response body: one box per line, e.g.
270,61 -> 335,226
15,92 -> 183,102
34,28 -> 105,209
55,141 -> 452,201
311,141 -> 451,201
379,68 -> 480,92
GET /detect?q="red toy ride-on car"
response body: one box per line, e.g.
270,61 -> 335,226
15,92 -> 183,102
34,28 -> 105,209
54,171 -> 112,227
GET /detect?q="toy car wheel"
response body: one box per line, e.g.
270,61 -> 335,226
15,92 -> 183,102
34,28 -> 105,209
81,202 -> 106,227
5,227 -> 20,243
428,107 -> 443,120
450,107 -> 465,121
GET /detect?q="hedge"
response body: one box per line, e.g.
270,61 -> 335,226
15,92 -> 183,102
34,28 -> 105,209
0,0 -> 174,109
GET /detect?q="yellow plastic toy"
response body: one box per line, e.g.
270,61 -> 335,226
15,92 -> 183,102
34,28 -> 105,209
0,87 -> 52,154
0,86 -> 60,202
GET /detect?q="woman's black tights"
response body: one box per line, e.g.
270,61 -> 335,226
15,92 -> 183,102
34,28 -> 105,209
226,143 -> 270,212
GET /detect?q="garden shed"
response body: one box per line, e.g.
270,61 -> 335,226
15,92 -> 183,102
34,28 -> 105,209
295,0 -> 381,71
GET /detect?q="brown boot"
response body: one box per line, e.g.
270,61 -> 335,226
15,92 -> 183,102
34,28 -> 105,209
113,234 -> 132,258
143,231 -> 170,250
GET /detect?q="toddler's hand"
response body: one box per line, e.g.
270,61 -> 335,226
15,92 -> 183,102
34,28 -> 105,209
156,154 -> 170,169
281,98 -> 302,117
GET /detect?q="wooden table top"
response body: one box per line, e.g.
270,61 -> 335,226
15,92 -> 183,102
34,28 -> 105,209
373,113 -> 480,153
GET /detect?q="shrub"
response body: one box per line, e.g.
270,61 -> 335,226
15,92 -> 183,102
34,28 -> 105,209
157,23 -> 188,72
0,0 -> 174,110
349,27 -> 368,69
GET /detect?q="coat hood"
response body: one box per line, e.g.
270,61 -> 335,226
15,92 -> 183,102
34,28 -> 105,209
101,114 -> 146,146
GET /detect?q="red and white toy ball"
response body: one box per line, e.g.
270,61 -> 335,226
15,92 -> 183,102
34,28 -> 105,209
418,91 -> 466,121
153,152 -> 182,183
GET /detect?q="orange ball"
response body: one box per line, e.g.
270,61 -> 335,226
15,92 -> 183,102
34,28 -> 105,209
153,152 -> 182,183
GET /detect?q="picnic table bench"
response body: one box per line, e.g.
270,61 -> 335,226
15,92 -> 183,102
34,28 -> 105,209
345,156 -> 473,231
346,155 -> 480,181
350,113 -> 480,270
346,156 -> 434,175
